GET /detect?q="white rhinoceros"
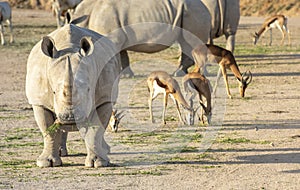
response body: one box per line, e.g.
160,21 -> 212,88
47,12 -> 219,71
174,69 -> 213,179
201,0 -> 240,52
26,21 -> 121,167
72,0 -> 211,77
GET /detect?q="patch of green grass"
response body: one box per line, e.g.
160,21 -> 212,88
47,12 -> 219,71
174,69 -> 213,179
216,137 -> 271,145
197,153 -> 213,159
234,44 -> 300,56
87,169 -> 163,176
0,160 -> 35,169
242,96 -> 252,101
217,137 -> 251,144
201,165 -> 221,169
3,128 -> 40,142
181,146 -> 197,153
46,123 -> 62,135
4,136 -> 24,142
0,115 -> 29,120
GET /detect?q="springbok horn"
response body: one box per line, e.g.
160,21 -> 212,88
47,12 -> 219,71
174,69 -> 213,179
118,114 -> 125,121
199,102 -> 208,114
115,110 -> 125,119
245,71 -> 253,85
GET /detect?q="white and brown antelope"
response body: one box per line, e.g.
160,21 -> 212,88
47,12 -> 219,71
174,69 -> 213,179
252,14 -> 291,46
147,71 -> 191,125
182,72 -> 212,125
192,44 -> 252,99
0,2 -> 13,45
108,109 -> 125,132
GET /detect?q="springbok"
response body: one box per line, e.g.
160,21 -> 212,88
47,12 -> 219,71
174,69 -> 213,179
108,109 -> 125,132
192,44 -> 252,99
0,2 -> 13,45
252,14 -> 291,46
147,71 -> 191,125
51,0 -> 82,27
182,72 -> 212,125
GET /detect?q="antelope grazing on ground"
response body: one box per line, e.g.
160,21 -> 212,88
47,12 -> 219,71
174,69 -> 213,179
147,71 -> 191,125
252,14 -> 291,46
108,110 -> 125,132
0,2 -> 13,45
182,72 -> 212,125
51,0 -> 82,27
192,44 -> 252,99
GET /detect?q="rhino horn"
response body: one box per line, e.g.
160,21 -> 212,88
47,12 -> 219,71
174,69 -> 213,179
63,56 -> 74,103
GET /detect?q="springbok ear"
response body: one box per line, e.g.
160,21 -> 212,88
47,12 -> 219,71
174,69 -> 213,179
80,37 -> 94,57
41,36 -> 58,58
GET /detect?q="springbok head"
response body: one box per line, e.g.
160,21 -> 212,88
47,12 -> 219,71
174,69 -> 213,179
252,32 -> 259,45
238,71 -> 253,98
109,109 -> 125,132
199,102 -> 212,124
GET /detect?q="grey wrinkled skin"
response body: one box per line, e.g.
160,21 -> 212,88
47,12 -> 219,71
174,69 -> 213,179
72,0 -> 211,77
202,0 -> 240,52
26,23 -> 121,168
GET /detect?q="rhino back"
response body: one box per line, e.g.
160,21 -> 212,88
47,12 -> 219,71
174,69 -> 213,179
76,0 -> 210,52
26,24 -> 120,110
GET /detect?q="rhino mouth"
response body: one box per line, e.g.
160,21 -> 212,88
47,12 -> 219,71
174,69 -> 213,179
57,111 -> 86,124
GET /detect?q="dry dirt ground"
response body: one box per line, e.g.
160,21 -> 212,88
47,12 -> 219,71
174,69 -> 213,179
0,9 -> 300,190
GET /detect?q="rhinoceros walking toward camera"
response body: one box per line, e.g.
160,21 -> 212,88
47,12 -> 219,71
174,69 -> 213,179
201,0 -> 240,52
0,1 -> 13,45
72,0 -> 211,77
26,22 -> 121,167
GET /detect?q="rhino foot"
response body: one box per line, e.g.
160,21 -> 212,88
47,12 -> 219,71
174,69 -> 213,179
37,154 -> 62,167
121,67 -> 134,78
85,156 -> 110,168
59,146 -> 68,157
173,66 -> 187,77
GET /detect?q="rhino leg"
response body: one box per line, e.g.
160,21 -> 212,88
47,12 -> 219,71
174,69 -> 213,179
120,50 -> 134,78
81,103 -> 112,168
173,53 -> 194,77
32,105 -> 62,167
225,34 -> 235,53
59,131 -> 68,157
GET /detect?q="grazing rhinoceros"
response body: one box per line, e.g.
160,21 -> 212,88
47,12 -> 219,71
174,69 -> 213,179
26,20 -> 121,167
72,0 -> 211,77
51,0 -> 82,28
201,0 -> 240,52
0,1 -> 13,45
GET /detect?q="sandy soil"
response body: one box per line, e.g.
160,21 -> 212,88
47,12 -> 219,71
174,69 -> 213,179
0,9 -> 300,190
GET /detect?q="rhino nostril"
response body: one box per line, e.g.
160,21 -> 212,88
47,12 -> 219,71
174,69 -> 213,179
59,112 -> 75,121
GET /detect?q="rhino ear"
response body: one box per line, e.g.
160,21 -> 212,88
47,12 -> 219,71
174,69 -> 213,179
80,37 -> 94,57
41,36 -> 58,58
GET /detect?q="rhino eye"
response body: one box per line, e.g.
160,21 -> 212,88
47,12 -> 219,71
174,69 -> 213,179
53,91 -> 56,94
